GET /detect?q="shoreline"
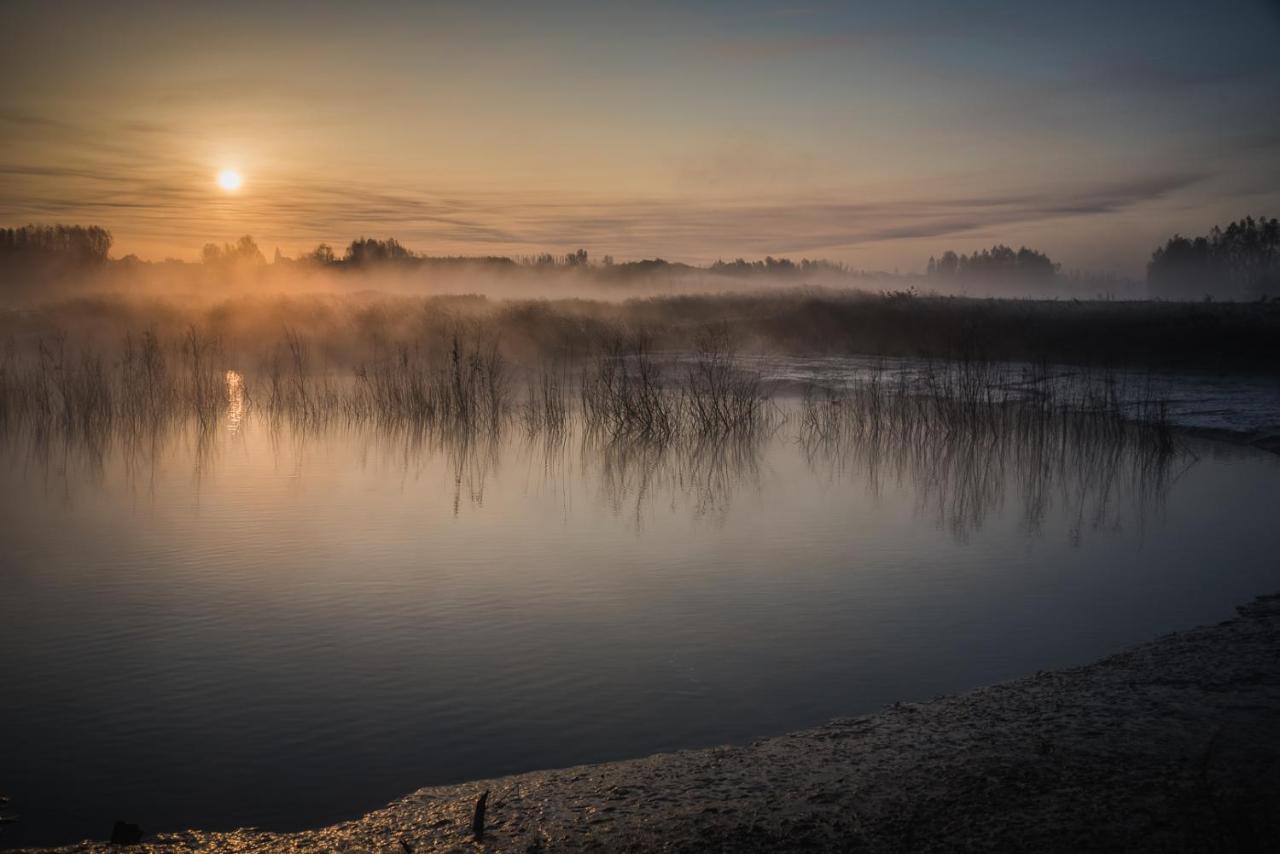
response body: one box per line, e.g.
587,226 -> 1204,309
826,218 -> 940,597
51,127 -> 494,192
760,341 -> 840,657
36,593 -> 1280,852
1178,424 -> 1280,455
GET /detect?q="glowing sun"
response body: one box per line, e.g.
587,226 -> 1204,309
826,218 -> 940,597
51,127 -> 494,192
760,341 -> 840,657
217,169 -> 243,191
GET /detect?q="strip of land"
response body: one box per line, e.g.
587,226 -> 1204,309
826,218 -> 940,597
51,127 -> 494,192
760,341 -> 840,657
38,594 -> 1280,853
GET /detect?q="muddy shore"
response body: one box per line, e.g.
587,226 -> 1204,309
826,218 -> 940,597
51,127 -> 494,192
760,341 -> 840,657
30,592 -> 1280,853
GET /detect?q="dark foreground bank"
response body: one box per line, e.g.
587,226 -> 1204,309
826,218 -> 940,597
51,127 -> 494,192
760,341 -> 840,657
28,594 -> 1280,853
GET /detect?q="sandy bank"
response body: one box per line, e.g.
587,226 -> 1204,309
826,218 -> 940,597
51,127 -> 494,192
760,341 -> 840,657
37,594 -> 1280,852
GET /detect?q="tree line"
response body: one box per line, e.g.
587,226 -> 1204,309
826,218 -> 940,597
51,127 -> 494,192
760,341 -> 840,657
0,224 -> 112,266
710,257 -> 849,275
3,219 -> 1277,299
1147,216 -> 1278,300
926,245 -> 1058,282
0,229 -> 859,278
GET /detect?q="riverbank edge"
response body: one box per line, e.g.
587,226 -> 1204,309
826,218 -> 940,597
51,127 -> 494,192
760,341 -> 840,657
1180,424 -> 1280,455
33,591 -> 1280,853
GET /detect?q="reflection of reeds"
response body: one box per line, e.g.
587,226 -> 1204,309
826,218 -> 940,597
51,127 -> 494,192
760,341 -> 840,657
520,361 -> 569,437
2,331 -> 214,462
799,357 -> 1174,453
350,332 -> 507,431
581,332 -> 678,442
583,425 -> 768,528
183,326 -> 227,423
0,328 -> 1180,456
0,322 -> 1192,540
798,358 -> 1185,540
580,327 -> 773,444
0,325 -> 515,447
680,325 -> 771,439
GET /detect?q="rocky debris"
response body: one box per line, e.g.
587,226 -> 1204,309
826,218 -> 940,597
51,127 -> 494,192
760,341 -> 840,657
31,594 -> 1280,853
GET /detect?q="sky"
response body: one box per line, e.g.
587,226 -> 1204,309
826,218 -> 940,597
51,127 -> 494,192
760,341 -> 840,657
2,0 -> 1279,275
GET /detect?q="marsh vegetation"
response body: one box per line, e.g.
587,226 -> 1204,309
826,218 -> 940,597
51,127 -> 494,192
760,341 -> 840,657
4,290 -> 1279,849
2,285 -> 1277,851
1,293 -> 1194,458
0,290 -> 1203,546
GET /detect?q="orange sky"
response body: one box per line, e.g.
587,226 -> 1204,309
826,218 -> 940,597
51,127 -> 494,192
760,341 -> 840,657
2,1 -> 1279,275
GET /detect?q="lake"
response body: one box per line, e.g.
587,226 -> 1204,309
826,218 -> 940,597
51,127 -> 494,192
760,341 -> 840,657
3,373 -> 1280,847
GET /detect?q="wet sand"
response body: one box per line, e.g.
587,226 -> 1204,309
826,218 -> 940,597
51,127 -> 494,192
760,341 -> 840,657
33,593 -> 1280,852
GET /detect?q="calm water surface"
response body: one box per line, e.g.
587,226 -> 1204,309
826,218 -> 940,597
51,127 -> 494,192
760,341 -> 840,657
3,392 -> 1280,846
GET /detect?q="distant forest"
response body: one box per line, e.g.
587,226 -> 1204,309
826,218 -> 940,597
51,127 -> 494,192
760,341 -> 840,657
925,246 -> 1058,283
0,225 -> 112,266
0,229 -> 893,282
1,218 -> 1276,300
1147,216 -> 1279,300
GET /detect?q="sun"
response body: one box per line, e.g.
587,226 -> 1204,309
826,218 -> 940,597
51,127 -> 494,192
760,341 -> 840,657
217,169 -> 242,191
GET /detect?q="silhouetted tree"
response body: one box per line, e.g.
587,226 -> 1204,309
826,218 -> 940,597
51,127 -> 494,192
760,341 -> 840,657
937,251 -> 960,277
202,235 -> 265,266
800,258 -> 848,274
345,237 -> 413,266
0,224 -> 112,266
709,256 -> 814,276
927,245 -> 1058,284
305,243 -> 337,265
1148,216 -> 1279,299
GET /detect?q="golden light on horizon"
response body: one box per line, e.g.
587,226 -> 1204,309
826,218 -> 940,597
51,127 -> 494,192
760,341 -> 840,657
217,169 -> 243,192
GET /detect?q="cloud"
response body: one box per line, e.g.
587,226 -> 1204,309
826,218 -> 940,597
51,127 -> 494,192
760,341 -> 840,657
0,95 -> 1216,266
0,156 -> 1209,260
0,109 -> 78,130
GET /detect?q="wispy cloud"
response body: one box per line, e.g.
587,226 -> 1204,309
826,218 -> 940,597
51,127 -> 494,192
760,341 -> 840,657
0,144 -> 1208,262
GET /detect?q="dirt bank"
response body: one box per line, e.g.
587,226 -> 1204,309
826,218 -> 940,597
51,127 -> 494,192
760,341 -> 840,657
35,594 -> 1280,852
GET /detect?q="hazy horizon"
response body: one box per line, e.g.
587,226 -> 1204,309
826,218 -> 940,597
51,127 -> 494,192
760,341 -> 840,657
3,1 -> 1279,277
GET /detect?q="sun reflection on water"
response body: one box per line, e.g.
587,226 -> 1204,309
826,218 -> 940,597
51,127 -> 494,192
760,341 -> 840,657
225,370 -> 245,436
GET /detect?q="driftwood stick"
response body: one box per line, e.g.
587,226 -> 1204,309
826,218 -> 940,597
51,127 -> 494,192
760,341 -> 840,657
472,789 -> 489,840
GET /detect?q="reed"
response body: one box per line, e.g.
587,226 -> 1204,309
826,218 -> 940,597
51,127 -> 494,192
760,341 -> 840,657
799,363 -> 1185,542
580,332 -> 679,442
351,331 -> 508,430
0,320 -> 1183,466
799,354 -> 1173,454
679,325 -> 772,438
520,361 -> 569,436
